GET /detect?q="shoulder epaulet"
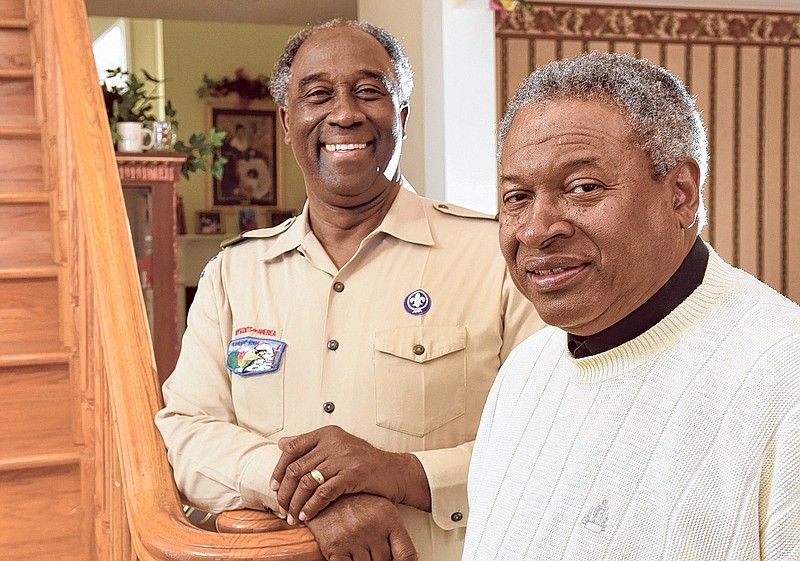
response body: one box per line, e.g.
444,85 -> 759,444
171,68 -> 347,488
219,217 -> 296,249
431,202 -> 497,221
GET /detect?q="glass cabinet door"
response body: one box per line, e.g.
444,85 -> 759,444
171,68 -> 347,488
122,187 -> 155,336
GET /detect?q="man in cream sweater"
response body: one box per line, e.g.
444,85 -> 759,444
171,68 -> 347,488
463,52 -> 800,560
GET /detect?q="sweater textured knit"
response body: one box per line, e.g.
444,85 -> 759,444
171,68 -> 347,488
463,248 -> 800,561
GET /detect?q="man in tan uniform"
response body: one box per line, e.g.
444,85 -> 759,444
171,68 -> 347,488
155,19 -> 542,561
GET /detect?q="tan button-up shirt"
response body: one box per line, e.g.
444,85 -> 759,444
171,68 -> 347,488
155,186 -> 543,561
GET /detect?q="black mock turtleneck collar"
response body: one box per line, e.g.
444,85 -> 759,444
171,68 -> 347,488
568,237 -> 709,359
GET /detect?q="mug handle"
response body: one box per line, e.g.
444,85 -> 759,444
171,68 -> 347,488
141,128 -> 155,150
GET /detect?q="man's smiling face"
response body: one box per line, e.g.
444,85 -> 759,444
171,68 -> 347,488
279,26 -> 407,209
499,98 -> 693,336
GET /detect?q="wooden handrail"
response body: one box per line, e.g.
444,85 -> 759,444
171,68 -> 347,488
37,0 -> 321,558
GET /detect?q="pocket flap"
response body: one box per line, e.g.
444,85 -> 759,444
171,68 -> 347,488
374,325 -> 466,363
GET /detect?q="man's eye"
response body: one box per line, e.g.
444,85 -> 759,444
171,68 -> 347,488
356,86 -> 383,97
572,183 -> 602,194
503,192 -> 529,204
304,89 -> 331,99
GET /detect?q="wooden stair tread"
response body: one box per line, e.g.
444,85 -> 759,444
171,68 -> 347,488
0,191 -> 48,203
0,451 -> 81,472
0,18 -> 28,30
0,340 -> 69,367
0,264 -> 58,279
0,125 -> 39,139
0,68 -> 33,79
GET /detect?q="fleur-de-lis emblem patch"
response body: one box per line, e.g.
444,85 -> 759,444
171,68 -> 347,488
404,289 -> 431,315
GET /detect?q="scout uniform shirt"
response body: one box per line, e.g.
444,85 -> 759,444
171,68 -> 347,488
155,185 -> 543,561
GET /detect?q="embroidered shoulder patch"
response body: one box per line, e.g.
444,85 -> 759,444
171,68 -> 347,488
226,337 -> 287,376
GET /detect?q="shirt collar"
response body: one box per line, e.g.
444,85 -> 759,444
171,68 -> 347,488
568,237 -> 709,358
261,177 -> 434,262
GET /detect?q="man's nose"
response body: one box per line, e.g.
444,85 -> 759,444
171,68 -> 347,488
327,91 -> 364,128
515,197 -> 574,249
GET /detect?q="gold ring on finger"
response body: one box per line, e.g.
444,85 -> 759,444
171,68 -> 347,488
309,468 -> 325,485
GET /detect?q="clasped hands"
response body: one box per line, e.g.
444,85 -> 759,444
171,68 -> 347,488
269,425 -> 429,561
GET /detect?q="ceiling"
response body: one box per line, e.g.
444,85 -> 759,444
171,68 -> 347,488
83,0 -> 358,26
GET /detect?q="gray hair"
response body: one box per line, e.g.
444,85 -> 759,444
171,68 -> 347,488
499,51 -> 708,229
270,19 -> 414,109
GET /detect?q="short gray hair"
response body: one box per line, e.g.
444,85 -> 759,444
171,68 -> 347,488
270,19 -> 414,109
499,51 -> 708,229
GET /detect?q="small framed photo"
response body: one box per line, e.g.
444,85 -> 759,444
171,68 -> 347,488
196,210 -> 223,234
207,98 -> 283,208
238,208 -> 260,232
270,209 -> 295,227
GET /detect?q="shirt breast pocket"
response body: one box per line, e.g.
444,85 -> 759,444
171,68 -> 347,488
228,336 -> 286,437
373,325 -> 467,437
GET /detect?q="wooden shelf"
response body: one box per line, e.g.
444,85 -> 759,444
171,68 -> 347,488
178,233 -> 228,242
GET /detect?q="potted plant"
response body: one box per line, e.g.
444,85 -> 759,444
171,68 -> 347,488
101,68 -> 227,180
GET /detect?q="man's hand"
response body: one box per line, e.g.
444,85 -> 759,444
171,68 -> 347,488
270,425 -> 431,524
305,494 -> 417,561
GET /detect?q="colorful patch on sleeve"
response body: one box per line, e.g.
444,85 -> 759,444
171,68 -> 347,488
226,337 -> 287,376
199,253 -> 219,280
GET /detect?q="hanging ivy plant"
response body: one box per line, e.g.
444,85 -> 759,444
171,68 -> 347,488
197,68 -> 272,101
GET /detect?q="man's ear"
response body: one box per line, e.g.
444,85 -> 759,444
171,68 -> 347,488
671,158 -> 701,229
278,107 -> 291,145
399,106 -> 409,140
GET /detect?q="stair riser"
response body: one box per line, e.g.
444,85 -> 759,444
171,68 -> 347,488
0,138 -> 42,181
0,203 -> 52,266
0,28 -> 29,71
0,77 -> 34,126
0,278 -> 60,344
0,0 -> 25,19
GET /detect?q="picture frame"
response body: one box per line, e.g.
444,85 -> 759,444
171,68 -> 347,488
238,207 -> 260,232
270,209 -> 295,227
207,98 -> 284,207
196,210 -> 224,234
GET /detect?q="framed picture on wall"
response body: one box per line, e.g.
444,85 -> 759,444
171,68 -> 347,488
196,210 -> 224,234
207,98 -> 284,207
270,209 -> 295,227
238,207 -> 260,232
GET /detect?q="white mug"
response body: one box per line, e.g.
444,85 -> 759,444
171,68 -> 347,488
116,122 -> 154,152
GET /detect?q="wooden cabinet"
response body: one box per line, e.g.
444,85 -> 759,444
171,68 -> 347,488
117,152 -> 187,384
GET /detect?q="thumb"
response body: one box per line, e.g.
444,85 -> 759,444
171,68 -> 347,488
389,526 -> 418,561
277,435 -> 297,451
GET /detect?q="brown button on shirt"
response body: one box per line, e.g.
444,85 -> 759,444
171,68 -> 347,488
155,186 -> 543,561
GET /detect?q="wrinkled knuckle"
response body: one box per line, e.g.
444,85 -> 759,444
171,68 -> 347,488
285,462 -> 303,479
283,439 -> 301,455
316,484 -> 335,502
297,475 -> 317,491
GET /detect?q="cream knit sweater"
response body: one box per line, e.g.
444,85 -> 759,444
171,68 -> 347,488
463,249 -> 800,561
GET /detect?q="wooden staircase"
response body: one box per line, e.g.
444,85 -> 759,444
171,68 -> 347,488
0,1 -> 322,558
0,1 -> 94,559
